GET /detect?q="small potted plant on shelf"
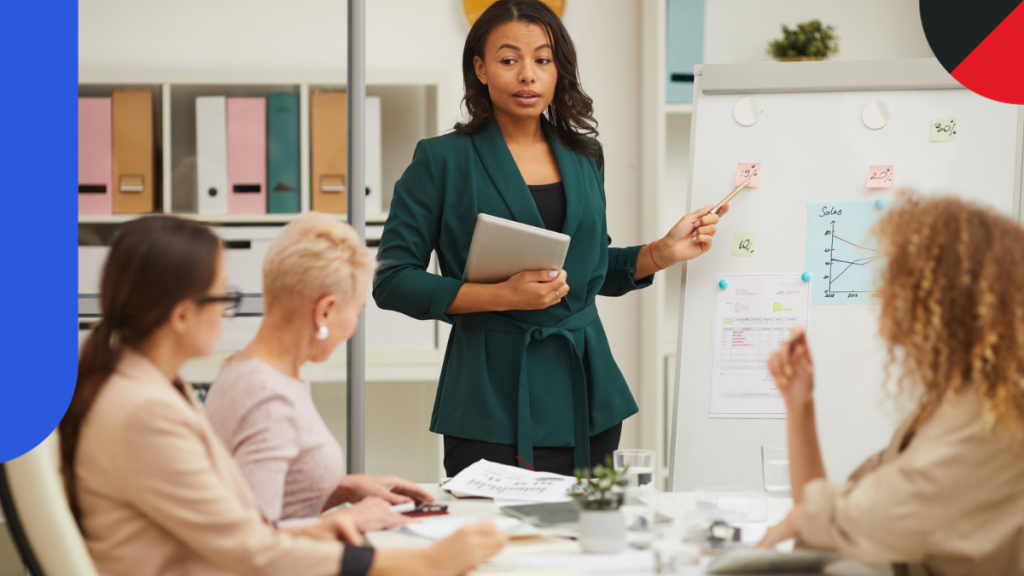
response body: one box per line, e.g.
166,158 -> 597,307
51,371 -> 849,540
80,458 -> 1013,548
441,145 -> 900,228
767,19 -> 839,62
570,457 -> 628,553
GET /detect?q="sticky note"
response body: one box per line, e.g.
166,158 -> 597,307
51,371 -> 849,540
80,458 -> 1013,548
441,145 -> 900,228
732,232 -> 757,257
866,165 -> 893,189
931,116 -> 957,142
734,163 -> 761,187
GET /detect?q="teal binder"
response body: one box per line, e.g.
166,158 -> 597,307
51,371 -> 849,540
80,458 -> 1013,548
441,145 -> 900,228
667,0 -> 704,104
267,93 -> 300,213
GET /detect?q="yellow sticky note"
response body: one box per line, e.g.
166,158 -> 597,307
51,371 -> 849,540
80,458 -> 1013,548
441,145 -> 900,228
732,232 -> 757,257
931,116 -> 957,142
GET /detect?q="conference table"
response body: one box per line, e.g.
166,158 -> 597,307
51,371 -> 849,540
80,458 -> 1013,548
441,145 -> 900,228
366,485 -> 887,576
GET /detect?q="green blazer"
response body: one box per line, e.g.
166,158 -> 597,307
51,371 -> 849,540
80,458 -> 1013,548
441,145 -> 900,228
373,119 -> 652,469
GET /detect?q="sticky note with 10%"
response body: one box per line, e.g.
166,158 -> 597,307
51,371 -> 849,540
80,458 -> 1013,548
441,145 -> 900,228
732,232 -> 757,257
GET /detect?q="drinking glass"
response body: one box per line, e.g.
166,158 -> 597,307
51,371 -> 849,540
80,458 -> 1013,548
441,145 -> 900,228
761,446 -> 791,498
613,449 -> 657,490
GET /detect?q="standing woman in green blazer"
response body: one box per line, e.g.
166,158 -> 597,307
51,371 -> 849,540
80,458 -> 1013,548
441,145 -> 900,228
374,0 -> 728,476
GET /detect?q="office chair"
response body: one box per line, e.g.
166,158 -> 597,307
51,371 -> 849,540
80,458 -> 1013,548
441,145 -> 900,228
0,431 -> 99,576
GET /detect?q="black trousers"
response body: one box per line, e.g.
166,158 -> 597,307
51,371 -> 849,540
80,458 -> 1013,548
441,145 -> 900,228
443,422 -> 622,477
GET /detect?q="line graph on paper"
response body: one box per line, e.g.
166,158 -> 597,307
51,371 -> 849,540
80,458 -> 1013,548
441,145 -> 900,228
805,201 -> 885,305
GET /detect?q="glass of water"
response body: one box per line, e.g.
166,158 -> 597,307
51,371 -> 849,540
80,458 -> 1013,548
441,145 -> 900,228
761,446 -> 790,498
614,449 -> 657,490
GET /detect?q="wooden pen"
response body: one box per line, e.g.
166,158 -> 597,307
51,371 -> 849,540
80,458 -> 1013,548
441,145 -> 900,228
711,179 -> 750,214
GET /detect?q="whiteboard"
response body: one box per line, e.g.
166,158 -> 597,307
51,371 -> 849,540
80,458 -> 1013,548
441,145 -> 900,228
669,59 -> 1024,491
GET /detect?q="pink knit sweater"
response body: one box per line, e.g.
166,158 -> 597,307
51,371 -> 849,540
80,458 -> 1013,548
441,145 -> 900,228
205,358 -> 344,522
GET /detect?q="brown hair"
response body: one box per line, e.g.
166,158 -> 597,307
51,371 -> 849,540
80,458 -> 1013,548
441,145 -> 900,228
60,216 -> 221,526
875,194 -> 1024,436
454,0 -> 603,169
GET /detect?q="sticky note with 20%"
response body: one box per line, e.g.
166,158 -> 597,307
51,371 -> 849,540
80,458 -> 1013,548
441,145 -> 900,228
866,165 -> 893,189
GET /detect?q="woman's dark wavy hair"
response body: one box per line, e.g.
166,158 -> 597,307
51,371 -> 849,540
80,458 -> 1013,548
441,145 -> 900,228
455,0 -> 603,170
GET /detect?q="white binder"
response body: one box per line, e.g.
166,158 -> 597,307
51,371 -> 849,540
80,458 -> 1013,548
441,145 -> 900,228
365,96 -> 383,216
196,96 -> 229,215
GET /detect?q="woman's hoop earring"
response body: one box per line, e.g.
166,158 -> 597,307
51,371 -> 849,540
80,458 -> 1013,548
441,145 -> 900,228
316,326 -> 329,341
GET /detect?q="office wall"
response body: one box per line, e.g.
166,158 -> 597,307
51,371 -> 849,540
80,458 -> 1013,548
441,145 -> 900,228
704,0 -> 934,64
79,0 -> 647,447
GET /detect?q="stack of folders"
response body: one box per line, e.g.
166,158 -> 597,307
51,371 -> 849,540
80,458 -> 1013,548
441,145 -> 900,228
78,89 -> 156,215
194,90 -> 383,216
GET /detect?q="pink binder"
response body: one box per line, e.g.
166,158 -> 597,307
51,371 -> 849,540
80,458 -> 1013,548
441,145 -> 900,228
226,97 -> 267,214
79,98 -> 112,215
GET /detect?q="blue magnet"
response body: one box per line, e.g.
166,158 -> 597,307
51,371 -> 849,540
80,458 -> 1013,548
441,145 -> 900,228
718,279 -> 729,289
801,272 -> 811,282
875,199 -> 885,209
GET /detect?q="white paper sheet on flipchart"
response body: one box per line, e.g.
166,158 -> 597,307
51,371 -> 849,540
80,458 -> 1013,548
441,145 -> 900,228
443,460 -> 577,502
709,274 -> 811,418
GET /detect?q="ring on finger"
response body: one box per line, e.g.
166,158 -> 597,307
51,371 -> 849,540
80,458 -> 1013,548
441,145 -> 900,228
554,289 -> 560,298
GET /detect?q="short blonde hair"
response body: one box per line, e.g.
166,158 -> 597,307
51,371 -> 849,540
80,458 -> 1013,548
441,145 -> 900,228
263,213 -> 374,311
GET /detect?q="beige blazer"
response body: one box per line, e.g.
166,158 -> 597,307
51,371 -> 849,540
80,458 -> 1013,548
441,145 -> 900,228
74,349 -> 343,576
801,392 -> 1024,575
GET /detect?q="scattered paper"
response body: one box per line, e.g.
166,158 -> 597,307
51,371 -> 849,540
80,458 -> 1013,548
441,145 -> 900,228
709,274 -> 810,418
931,116 -> 957,142
514,551 -> 656,573
865,165 -> 893,188
732,232 -> 757,257
396,515 -> 534,541
493,496 -> 571,509
443,460 -> 576,503
734,163 -> 761,187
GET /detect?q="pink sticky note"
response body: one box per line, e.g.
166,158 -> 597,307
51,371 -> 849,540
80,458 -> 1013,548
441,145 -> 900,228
866,165 -> 894,189
734,163 -> 761,187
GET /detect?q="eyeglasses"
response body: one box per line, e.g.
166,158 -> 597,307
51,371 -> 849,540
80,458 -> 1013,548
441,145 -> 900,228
196,288 -> 243,318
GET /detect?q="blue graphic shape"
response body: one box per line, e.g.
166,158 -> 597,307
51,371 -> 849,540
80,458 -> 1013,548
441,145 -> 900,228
805,201 -> 886,305
0,0 -> 78,462
801,272 -> 811,282
718,278 -> 729,289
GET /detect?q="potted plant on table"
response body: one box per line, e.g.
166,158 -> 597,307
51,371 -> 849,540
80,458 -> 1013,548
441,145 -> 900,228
570,457 -> 628,553
767,19 -> 839,62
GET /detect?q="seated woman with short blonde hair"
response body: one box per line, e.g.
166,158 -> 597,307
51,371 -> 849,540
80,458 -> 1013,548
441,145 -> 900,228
206,214 -> 433,531
758,196 -> 1024,574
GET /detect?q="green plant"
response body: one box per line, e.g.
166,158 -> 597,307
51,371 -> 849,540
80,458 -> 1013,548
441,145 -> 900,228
766,20 -> 839,60
570,456 -> 628,511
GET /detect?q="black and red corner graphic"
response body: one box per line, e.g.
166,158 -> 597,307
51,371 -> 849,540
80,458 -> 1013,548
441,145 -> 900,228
920,0 -> 1024,105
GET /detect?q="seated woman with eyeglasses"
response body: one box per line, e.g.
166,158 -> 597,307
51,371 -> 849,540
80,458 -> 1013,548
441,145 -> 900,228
62,215 -> 506,576
757,196 -> 1024,574
205,214 -> 437,531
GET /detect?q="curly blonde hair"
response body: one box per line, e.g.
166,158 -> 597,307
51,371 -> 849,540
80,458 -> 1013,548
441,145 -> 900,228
263,213 -> 374,312
875,194 -> 1024,436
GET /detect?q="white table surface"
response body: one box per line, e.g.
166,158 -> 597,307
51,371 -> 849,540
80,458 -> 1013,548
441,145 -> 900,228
365,485 -> 887,576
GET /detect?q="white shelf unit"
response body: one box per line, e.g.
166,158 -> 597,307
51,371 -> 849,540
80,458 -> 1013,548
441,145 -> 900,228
639,0 -> 695,490
78,69 -> 451,225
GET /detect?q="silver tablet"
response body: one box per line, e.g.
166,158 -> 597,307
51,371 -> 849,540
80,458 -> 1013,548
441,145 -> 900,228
462,213 -> 571,284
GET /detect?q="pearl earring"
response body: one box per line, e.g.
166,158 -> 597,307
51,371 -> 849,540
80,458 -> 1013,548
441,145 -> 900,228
316,326 -> 329,341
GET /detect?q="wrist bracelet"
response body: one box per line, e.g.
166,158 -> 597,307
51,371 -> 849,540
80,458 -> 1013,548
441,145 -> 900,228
649,242 -> 665,271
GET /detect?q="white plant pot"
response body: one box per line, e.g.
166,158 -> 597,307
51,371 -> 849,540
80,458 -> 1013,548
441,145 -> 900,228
578,509 -> 626,553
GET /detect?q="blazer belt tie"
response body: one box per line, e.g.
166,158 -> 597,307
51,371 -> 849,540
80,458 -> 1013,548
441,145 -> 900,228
455,303 -> 599,471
